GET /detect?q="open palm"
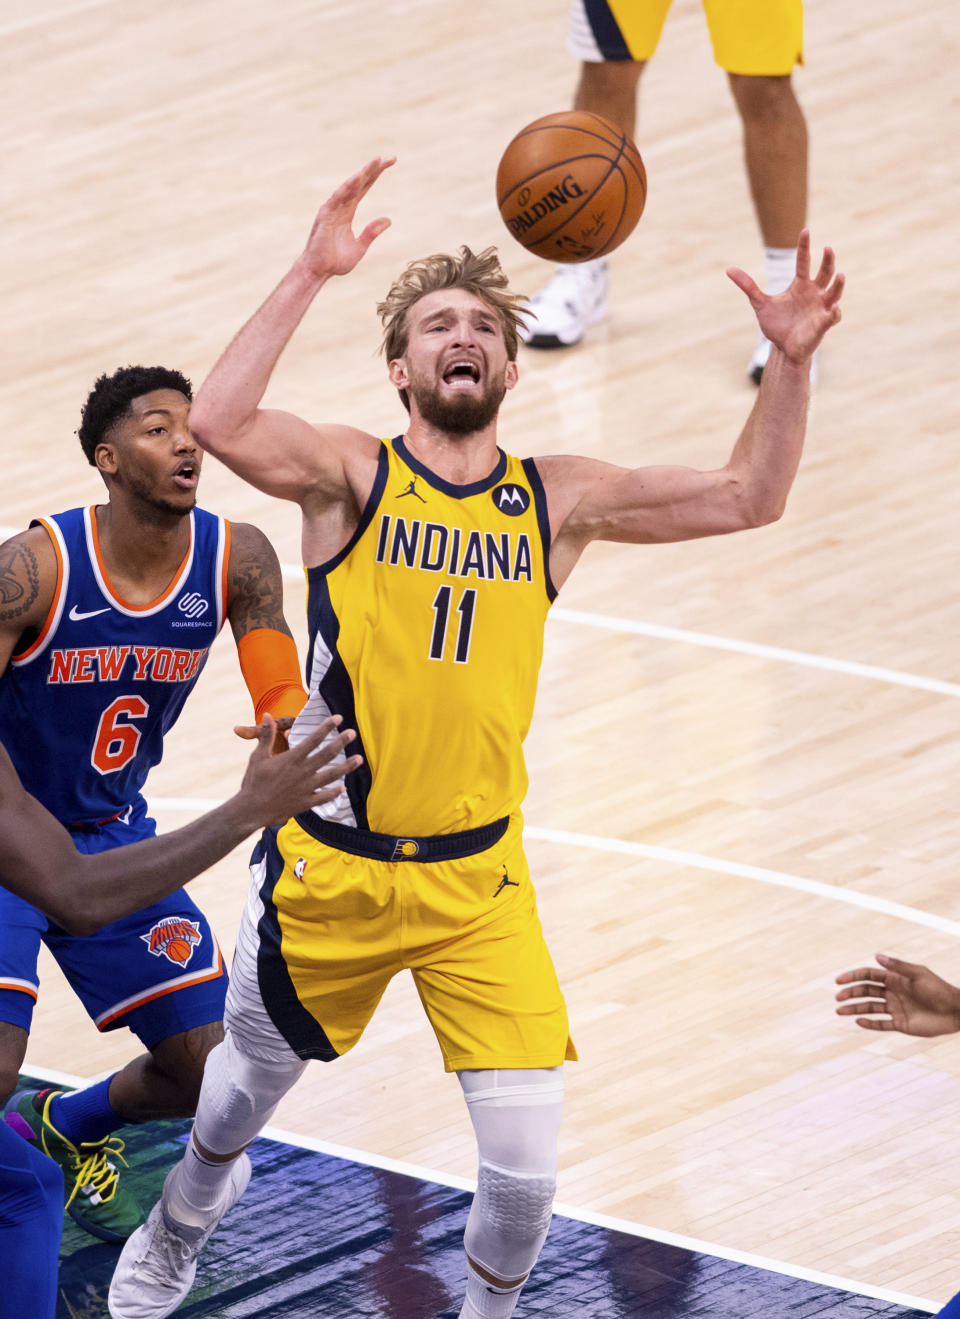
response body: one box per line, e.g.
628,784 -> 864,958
728,229 -> 844,365
301,157 -> 396,279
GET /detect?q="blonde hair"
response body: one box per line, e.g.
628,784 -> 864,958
377,246 -> 528,376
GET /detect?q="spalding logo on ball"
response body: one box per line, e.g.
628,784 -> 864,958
496,111 -> 646,263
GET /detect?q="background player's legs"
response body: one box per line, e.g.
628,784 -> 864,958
457,1068 -> 564,1319
520,59 -> 644,350
574,56 -> 644,134
728,71 -> 809,381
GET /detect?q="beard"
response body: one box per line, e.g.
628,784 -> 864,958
408,372 -> 507,436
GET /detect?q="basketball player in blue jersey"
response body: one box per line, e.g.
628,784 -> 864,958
0,364 -> 312,1243
0,716 -> 361,1319
110,160 -> 844,1319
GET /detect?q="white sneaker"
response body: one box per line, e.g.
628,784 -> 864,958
519,259 -> 609,348
108,1153 -> 252,1319
749,334 -> 818,386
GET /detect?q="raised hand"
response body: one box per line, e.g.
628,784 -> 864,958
727,230 -> 844,365
298,156 -> 396,280
835,952 -> 960,1037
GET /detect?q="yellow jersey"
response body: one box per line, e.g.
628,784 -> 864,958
292,436 -> 555,836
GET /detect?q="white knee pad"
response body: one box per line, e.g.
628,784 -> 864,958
460,1068 -> 564,1282
193,1030 -> 305,1157
465,1159 -> 557,1281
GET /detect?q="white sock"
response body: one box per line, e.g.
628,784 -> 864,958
165,1133 -> 238,1227
764,245 -> 797,298
458,1262 -> 525,1319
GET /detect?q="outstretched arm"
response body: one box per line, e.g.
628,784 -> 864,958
835,953 -> 960,1036
543,234 -> 844,587
227,522 -> 307,742
188,157 -> 396,505
0,719 -> 362,935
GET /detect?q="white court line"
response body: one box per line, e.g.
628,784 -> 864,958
151,798 -> 960,938
3,527 -> 955,697
15,1059 -> 938,1312
280,561 -> 960,698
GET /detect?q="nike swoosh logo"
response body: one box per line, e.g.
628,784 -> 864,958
68,604 -> 111,621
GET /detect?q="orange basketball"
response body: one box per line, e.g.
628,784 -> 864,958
164,937 -> 193,964
495,111 -> 646,263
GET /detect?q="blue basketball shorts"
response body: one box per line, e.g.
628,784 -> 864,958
0,796 -> 227,1050
0,1119 -> 63,1317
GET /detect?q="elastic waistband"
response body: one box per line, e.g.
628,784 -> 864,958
292,812 -> 510,863
67,807 -> 128,831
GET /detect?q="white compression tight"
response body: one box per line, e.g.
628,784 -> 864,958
458,1067 -> 564,1290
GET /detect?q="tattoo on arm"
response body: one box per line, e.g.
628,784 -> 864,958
228,530 -> 291,637
0,542 -> 40,622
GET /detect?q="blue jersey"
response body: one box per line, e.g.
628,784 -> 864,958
0,505 -> 229,824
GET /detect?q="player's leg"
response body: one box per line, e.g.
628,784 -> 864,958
457,1067 -> 565,1319
0,1119 -> 64,1319
108,888 -> 307,1319
0,1023 -> 29,1110
706,0 -> 808,381
411,823 -> 575,1318
521,0 -> 669,349
110,823 -> 394,1319
0,887 -> 45,1105
104,1018 -> 224,1122
18,804 -> 228,1241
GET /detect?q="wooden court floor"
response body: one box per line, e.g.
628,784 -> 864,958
3,0 -> 960,1308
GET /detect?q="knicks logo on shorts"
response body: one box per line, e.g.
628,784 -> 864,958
140,917 -> 203,966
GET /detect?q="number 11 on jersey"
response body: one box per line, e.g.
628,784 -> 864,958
429,586 -> 477,664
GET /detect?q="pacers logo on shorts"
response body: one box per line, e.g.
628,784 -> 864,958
141,916 -> 202,966
391,838 -> 420,861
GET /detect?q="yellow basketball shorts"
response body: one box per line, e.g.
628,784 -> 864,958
568,0 -> 804,76
252,812 -> 577,1072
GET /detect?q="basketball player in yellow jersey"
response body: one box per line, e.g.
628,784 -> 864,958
109,157 -> 844,1319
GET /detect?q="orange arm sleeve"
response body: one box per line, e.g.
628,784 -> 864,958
237,628 -> 308,723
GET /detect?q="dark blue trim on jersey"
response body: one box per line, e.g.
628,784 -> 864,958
307,445 -> 390,575
583,0 -> 633,60
393,436 -> 507,498
521,457 -> 557,603
254,828 -> 339,1063
293,811 -> 509,862
303,574 -> 372,828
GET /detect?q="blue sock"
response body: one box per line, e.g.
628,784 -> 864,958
937,1292 -> 960,1319
48,1076 -> 122,1145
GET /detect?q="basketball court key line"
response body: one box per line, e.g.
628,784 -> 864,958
149,798 -> 960,938
294,561 -> 960,699
1,529 -> 954,697
19,1059 -> 939,1315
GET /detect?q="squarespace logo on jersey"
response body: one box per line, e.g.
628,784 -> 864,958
171,591 -> 210,626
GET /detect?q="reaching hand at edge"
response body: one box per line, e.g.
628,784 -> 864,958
835,952 -> 960,1037
727,230 -> 845,365
298,156 -> 397,281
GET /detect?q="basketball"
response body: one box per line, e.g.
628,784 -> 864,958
495,111 -> 646,263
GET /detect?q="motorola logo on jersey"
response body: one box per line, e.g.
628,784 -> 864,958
492,483 -> 530,516
177,592 -> 209,619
